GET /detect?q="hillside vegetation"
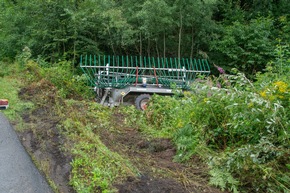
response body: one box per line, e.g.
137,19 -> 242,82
1,44 -> 289,192
0,0 -> 289,193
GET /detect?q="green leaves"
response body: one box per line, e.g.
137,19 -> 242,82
0,0 -> 289,75
209,168 -> 239,193
0,0 -> 219,60
133,66 -> 289,192
210,18 -> 274,75
61,100 -> 138,193
173,124 -> 200,162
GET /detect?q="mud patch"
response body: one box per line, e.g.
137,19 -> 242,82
117,175 -> 189,193
18,79 -> 75,193
100,110 -> 223,193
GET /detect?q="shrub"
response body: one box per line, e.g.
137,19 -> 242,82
139,70 -> 289,192
42,61 -> 94,99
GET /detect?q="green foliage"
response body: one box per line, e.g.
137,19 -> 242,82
173,124 -> 200,162
99,1 -> 136,54
137,50 -> 289,192
0,0 -> 97,60
70,138 -> 136,193
19,58 -> 94,100
263,41 -> 290,79
0,60 -> 20,77
209,168 -> 238,193
16,46 -> 32,67
60,101 -> 139,193
209,138 -> 290,192
210,17 -> 274,75
0,62 -> 34,123
43,61 -> 94,99
210,1 -> 290,76
1,0 -> 288,79
1,1 -> 290,192
0,0 -> 216,60
256,41 -> 290,116
145,95 -> 179,133
137,0 -> 173,36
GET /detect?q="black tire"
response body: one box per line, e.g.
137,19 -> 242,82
135,94 -> 151,110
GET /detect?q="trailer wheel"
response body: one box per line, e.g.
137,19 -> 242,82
135,94 -> 150,110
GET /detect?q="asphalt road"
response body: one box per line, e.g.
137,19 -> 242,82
0,113 -> 53,193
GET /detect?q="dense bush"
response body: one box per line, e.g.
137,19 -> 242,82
138,45 -> 290,192
210,17 -> 274,75
21,58 -> 94,100
43,61 -> 94,99
142,74 -> 289,192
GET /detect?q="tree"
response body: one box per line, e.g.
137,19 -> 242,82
170,0 -> 216,59
210,17 -> 274,75
99,0 -> 136,55
136,0 -> 173,57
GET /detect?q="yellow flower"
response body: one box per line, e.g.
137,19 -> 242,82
273,81 -> 288,93
260,91 -> 267,98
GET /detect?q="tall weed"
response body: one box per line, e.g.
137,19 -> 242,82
43,61 -> 94,99
140,69 -> 289,192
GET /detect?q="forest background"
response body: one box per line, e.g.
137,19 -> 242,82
0,0 -> 289,76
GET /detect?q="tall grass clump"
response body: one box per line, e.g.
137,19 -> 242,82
17,48 -> 94,100
43,61 -> 93,99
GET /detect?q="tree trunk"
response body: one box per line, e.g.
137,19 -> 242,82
147,37 -> 150,57
163,32 -> 166,59
190,25 -> 194,65
108,28 -> 116,56
178,11 -> 182,66
156,39 -> 159,58
139,32 -> 142,66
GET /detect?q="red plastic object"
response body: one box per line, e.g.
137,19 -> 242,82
0,99 -> 9,108
0,100 -> 8,105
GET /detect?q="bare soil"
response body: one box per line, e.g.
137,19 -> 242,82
102,111 -> 222,193
17,79 -> 75,193
16,79 -> 223,193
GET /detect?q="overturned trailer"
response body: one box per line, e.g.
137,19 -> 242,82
80,55 -> 210,110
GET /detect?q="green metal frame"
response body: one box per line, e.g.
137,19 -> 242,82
80,55 -> 210,89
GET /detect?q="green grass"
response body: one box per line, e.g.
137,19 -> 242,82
0,62 -> 34,125
60,101 -> 139,193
